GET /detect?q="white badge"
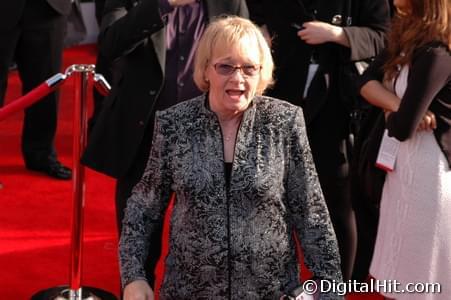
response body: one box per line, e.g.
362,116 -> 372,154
375,129 -> 400,172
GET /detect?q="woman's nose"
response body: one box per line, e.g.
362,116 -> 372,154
229,67 -> 246,80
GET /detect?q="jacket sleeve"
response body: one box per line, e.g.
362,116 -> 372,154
119,110 -> 173,287
286,108 -> 343,299
342,0 -> 390,61
234,0 -> 249,18
98,0 -> 167,62
207,0 -> 249,19
244,0 -> 264,25
386,46 -> 451,141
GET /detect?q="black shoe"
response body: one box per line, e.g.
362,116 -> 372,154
27,160 -> 72,180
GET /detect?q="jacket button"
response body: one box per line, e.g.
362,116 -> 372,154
149,90 -> 156,96
138,120 -> 145,126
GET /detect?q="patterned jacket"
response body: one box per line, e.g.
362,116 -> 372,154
120,95 -> 343,299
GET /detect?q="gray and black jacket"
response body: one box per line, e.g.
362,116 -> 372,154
120,95 -> 343,299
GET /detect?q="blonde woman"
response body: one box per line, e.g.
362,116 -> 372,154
119,16 -> 343,300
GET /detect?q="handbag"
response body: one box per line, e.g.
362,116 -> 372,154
352,107 -> 386,207
350,105 -> 386,281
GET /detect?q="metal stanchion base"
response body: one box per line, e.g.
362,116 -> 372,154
31,286 -> 117,300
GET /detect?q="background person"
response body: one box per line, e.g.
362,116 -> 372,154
0,0 -> 73,180
81,0 -> 249,287
359,0 -> 451,298
246,0 -> 391,281
120,16 -> 343,300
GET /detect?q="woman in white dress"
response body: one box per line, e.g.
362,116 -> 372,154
358,0 -> 451,298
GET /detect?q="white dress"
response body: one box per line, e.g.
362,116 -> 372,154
370,66 -> 451,299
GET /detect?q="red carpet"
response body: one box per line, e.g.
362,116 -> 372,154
0,44 -> 382,300
0,45 -> 120,299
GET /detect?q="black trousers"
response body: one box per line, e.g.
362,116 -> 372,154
0,1 -> 66,166
306,97 -> 357,282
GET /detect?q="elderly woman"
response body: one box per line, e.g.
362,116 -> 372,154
120,16 -> 343,300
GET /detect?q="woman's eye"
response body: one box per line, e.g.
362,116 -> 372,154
242,65 -> 260,75
218,64 -> 234,73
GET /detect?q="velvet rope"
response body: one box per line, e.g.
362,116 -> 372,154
0,73 -> 67,121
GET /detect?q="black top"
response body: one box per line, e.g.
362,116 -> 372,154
224,162 -> 232,189
358,42 -> 451,167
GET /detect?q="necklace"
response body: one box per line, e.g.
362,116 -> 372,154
219,114 -> 242,143
224,134 -> 234,142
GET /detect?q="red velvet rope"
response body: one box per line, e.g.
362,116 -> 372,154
0,73 -> 66,121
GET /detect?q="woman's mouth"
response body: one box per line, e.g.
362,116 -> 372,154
226,89 -> 245,100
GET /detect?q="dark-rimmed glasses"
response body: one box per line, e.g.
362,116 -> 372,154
213,63 -> 261,77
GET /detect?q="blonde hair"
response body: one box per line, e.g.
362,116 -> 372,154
384,0 -> 451,79
193,15 -> 274,95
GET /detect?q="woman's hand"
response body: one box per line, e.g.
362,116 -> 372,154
123,279 -> 154,300
297,21 -> 350,47
417,110 -> 437,131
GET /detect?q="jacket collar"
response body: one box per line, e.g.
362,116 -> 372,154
200,93 -> 257,118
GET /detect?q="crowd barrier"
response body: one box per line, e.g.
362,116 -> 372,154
1,65 -> 116,300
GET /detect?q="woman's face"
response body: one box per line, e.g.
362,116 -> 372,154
205,37 -> 261,115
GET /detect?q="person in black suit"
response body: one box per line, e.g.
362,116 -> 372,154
246,0 -> 390,281
94,0 -> 107,25
0,0 -> 72,179
82,0 -> 249,286
89,0 -> 109,133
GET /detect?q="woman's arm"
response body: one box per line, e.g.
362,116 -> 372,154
360,80 -> 401,112
358,50 -> 401,111
99,0 -> 198,63
119,111 -> 173,288
341,0 -> 390,61
286,109 -> 343,299
98,0 -> 166,62
386,46 -> 451,141
297,0 -> 390,51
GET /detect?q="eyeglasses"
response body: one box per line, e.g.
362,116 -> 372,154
213,63 -> 261,77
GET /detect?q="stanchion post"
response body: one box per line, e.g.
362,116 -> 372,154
69,69 -> 89,299
31,64 -> 116,300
